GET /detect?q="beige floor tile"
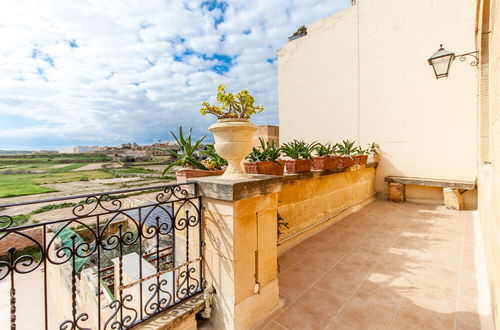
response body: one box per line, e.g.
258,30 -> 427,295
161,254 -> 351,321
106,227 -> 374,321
274,287 -> 343,330
274,201 -> 481,330
278,264 -> 323,301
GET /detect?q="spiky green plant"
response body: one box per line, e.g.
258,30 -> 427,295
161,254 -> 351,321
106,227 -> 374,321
246,138 -> 282,165
201,144 -> 227,170
337,140 -> 357,157
160,127 -> 207,176
368,142 -> 380,152
281,140 -> 318,160
314,143 -> 337,156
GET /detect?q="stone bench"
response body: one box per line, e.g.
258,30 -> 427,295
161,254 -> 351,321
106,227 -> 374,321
384,176 -> 476,210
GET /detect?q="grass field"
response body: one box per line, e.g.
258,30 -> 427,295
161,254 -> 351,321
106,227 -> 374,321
0,153 -> 164,198
0,170 -> 118,198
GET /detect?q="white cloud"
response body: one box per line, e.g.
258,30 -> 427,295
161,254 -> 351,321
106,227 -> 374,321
0,0 -> 351,150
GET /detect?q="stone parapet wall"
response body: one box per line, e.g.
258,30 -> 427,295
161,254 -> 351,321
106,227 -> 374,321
277,165 -> 376,251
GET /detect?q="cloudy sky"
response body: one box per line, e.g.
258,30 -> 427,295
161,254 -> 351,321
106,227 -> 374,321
0,0 -> 351,151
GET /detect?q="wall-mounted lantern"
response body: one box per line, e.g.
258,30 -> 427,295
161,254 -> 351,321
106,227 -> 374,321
427,44 -> 479,79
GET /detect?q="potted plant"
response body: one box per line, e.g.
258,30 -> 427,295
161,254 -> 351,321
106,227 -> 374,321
353,146 -> 369,165
201,144 -> 228,171
200,84 -> 263,179
244,138 -> 284,176
367,142 -> 380,163
281,140 -> 317,174
337,140 -> 356,168
160,126 -> 223,182
312,143 -> 340,171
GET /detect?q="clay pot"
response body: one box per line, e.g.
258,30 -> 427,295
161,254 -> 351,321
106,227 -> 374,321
353,155 -> 368,165
339,156 -> 354,168
312,156 -> 340,171
176,169 -> 224,183
368,151 -> 380,163
284,159 -> 312,174
244,160 -> 284,176
208,119 -> 257,179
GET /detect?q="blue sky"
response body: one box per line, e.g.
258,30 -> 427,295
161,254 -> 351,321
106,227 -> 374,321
0,0 -> 351,151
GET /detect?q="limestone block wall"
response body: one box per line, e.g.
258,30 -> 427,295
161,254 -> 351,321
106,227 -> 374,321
277,166 -> 376,251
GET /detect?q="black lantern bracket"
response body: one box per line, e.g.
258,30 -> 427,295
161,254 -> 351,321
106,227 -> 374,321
455,51 -> 479,67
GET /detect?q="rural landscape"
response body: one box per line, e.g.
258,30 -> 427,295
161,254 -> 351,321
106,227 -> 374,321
0,151 -> 173,228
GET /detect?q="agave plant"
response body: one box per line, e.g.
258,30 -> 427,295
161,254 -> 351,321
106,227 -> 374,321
337,140 -> 357,157
314,143 -> 337,157
354,146 -> 369,155
281,140 -> 318,160
161,126 -> 207,176
201,144 -> 228,170
246,138 -> 282,164
368,142 -> 380,153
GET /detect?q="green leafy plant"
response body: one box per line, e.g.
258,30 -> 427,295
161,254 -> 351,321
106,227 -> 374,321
354,146 -> 369,155
160,127 -> 207,176
281,140 -> 318,160
247,146 -> 267,162
246,138 -> 283,165
201,144 -> 228,170
314,143 -> 337,156
337,140 -> 357,157
368,142 -> 380,152
200,84 -> 264,119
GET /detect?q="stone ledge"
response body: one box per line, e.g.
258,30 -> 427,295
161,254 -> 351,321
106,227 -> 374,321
191,164 -> 377,201
191,175 -> 283,201
281,163 -> 377,184
134,293 -> 205,330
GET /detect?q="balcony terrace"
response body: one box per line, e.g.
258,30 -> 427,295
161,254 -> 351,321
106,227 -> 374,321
259,201 -> 486,330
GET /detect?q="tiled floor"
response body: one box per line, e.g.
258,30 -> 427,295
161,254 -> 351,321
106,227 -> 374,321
257,200 -> 484,330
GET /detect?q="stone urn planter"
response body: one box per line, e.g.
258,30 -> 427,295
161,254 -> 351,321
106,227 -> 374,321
284,159 -> 312,174
244,160 -> 284,176
312,156 -> 340,171
176,169 -> 224,183
353,155 -> 368,166
209,119 -> 257,179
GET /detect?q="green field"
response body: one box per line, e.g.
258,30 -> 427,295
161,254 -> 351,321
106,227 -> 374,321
0,153 -> 163,199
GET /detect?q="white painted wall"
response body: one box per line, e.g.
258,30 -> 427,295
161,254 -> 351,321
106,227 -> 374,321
278,0 -> 478,195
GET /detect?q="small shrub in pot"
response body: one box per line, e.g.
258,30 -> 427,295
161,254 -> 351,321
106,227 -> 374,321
337,140 -> 356,168
281,140 -> 317,174
367,142 -> 380,163
312,143 -> 340,170
244,138 -> 284,176
353,146 -> 369,165
160,126 -> 224,182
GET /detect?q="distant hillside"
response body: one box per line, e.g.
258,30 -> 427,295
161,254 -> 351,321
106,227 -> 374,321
0,150 -> 35,155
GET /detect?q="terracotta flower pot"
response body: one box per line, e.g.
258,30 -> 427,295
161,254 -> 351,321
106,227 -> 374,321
208,119 -> 257,179
284,159 -> 312,174
243,162 -> 258,174
244,160 -> 284,176
353,155 -> 368,165
176,169 -> 224,183
339,156 -> 354,168
312,156 -> 340,171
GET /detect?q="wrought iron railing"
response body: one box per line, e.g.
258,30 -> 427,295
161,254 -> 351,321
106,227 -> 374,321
0,183 -> 203,329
